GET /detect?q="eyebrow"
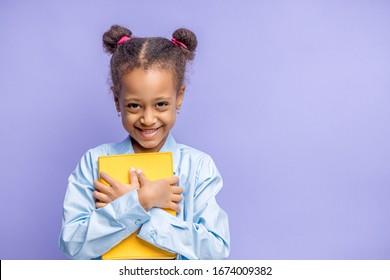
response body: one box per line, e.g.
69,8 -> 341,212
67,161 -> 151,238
124,96 -> 173,102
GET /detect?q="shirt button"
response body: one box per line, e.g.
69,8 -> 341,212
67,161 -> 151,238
135,219 -> 141,226
150,230 -> 157,238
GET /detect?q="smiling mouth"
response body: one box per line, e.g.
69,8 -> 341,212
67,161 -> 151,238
136,126 -> 161,138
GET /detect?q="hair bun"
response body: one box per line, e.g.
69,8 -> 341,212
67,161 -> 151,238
102,24 -> 133,54
172,28 -> 197,60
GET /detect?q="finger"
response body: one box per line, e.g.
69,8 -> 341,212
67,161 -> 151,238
100,171 -> 118,187
171,186 -> 183,194
169,202 -> 180,213
171,194 -> 183,203
129,167 -> 140,188
93,190 -> 112,203
94,180 -> 111,193
166,176 -> 179,185
95,202 -> 108,209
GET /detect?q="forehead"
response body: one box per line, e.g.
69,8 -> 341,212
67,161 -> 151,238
120,68 -> 176,100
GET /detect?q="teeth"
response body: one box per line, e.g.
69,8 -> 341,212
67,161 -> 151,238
142,129 -> 157,134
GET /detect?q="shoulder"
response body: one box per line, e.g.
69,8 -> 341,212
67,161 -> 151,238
86,141 -> 121,157
176,144 -> 223,198
70,139 -> 127,182
176,143 -> 220,176
177,143 -> 214,164
77,138 -> 127,169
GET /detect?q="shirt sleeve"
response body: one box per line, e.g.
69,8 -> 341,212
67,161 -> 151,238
137,155 -> 230,260
58,150 -> 151,260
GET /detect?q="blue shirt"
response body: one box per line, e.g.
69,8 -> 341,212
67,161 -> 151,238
59,133 -> 230,260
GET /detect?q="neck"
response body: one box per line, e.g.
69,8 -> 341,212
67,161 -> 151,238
130,135 -> 168,153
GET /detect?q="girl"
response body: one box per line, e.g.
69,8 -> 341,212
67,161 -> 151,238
59,25 -> 230,260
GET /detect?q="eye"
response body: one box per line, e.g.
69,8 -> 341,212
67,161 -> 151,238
156,102 -> 168,109
127,103 -> 141,109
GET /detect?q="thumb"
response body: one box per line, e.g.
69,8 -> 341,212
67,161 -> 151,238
136,169 -> 148,186
129,167 -> 140,188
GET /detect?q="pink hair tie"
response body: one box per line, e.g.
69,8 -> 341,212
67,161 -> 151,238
117,36 -> 131,45
171,37 -> 187,49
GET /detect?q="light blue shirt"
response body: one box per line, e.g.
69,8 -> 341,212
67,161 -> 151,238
59,133 -> 230,260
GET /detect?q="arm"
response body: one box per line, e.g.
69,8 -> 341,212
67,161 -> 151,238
136,155 -> 230,260
58,151 -> 151,259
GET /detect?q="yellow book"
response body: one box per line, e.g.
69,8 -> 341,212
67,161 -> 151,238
98,152 -> 177,260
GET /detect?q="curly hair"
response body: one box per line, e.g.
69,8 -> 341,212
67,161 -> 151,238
102,24 -> 198,96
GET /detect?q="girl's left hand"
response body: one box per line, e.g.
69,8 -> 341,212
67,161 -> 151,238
93,168 -> 141,209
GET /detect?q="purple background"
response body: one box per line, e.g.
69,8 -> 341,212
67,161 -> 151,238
1,0 -> 389,259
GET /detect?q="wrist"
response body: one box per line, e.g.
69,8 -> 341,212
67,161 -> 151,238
138,188 -> 152,211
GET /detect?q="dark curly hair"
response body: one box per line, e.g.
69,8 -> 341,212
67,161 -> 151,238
102,24 -> 198,96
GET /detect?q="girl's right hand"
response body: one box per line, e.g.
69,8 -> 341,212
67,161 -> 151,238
137,172 -> 183,213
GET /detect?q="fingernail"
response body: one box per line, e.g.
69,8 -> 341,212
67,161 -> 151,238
130,167 -> 135,172
136,169 -> 142,175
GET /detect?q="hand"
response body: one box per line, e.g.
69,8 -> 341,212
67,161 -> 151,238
137,172 -> 183,213
93,167 -> 140,209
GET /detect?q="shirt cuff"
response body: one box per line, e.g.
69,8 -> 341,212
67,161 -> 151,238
110,189 -> 151,230
136,208 -> 181,253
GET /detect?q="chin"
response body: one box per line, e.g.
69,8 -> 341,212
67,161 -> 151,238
142,142 -> 159,149
133,138 -> 162,152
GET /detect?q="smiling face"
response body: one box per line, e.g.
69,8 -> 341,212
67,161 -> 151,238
115,68 -> 184,153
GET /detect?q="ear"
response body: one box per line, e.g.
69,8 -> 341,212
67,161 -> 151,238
114,94 -> 121,112
176,85 -> 186,109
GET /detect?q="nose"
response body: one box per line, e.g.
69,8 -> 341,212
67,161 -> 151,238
140,107 -> 156,126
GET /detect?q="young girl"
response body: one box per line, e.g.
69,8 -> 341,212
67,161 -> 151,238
59,25 -> 230,260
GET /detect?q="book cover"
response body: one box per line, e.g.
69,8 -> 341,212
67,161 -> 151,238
98,152 -> 177,260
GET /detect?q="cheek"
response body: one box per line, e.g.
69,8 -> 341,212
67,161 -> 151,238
165,110 -> 177,125
122,114 -> 137,127
163,107 -> 175,117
